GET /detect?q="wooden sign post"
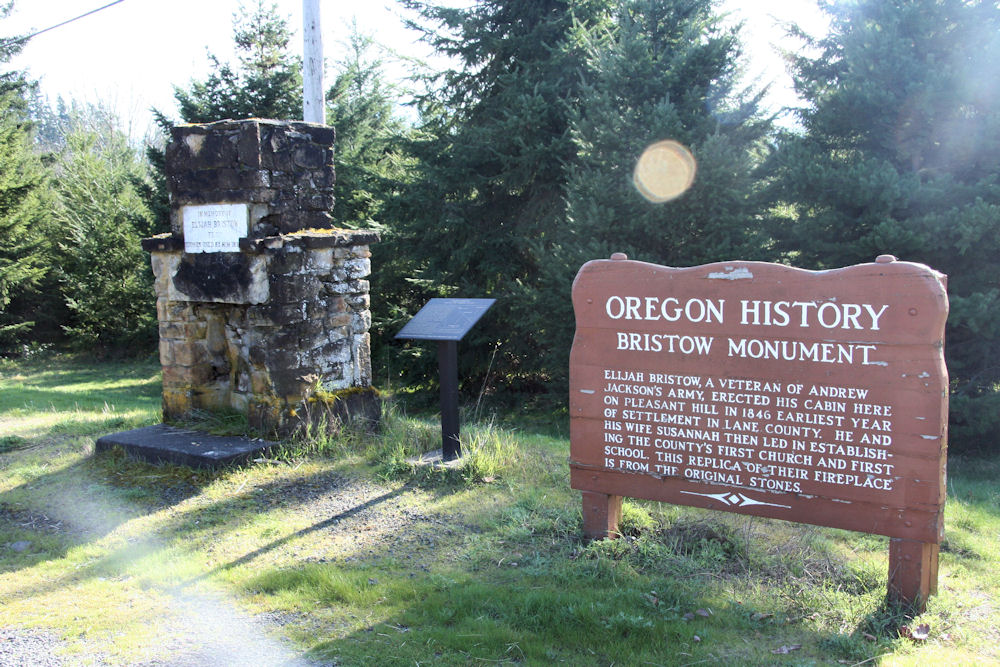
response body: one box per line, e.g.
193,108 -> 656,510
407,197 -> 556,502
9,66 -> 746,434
569,254 -> 948,610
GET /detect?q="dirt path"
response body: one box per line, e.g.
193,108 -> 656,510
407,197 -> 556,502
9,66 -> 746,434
2,465 -> 471,666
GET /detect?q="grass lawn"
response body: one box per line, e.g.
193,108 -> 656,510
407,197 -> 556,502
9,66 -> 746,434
0,354 -> 997,665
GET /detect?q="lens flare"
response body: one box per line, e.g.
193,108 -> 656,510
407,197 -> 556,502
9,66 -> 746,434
633,140 -> 697,203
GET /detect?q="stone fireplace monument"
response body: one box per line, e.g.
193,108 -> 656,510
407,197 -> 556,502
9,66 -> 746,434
141,119 -> 380,437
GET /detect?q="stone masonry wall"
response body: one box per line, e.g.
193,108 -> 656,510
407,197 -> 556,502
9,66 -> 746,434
143,119 -> 380,436
165,118 -> 337,235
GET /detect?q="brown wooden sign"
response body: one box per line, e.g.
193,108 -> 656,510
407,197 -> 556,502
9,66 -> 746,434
569,254 -> 948,608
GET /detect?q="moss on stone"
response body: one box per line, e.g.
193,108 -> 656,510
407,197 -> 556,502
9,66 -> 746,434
309,384 -> 381,405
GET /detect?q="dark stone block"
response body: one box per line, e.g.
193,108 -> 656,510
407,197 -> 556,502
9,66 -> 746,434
171,170 -> 260,197
270,366 -> 315,395
171,169 -> 219,192
266,348 -> 302,373
298,168 -> 336,190
248,188 -> 279,204
271,274 -> 321,303
267,250 -> 308,276
297,123 -> 335,146
214,168 -> 247,190
295,318 -> 326,339
96,424 -> 277,469
261,146 -> 294,172
270,171 -> 294,190
236,124 -> 262,168
142,234 -> 184,252
263,301 -> 308,325
170,124 -> 207,142
277,211 -> 334,233
172,254 -> 253,302
200,132 -> 238,168
292,144 -> 327,169
307,300 -> 331,322
164,140 -> 188,173
268,196 -> 298,215
167,131 -> 238,174
247,170 -> 271,188
248,345 -> 267,366
299,193 -> 336,211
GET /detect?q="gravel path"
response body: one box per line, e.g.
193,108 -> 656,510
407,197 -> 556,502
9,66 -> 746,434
2,471 -> 468,666
0,628 -> 70,666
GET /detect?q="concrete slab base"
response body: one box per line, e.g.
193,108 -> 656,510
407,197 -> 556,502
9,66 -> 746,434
406,448 -> 463,469
95,424 -> 277,469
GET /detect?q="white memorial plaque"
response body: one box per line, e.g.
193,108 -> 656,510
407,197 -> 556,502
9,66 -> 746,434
182,204 -> 249,253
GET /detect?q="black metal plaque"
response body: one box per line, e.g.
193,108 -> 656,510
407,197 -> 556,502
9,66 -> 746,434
396,297 -> 496,461
395,298 -> 496,341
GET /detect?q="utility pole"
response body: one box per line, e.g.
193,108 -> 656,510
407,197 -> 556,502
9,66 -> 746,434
302,0 -> 324,124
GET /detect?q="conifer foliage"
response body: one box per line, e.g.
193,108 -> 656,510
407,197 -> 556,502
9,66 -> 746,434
541,0 -> 772,381
564,0 -> 770,265
388,0 -> 613,392
326,28 -> 410,230
0,7 -> 52,351
390,0 -> 769,392
173,0 -> 302,123
768,0 -> 1000,451
52,112 -> 158,352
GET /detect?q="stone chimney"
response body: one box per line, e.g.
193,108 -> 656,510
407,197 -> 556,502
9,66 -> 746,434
142,119 -> 380,437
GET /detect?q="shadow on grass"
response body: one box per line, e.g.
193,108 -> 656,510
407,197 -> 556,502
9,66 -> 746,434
274,549 -> 899,667
184,484 -> 410,586
0,455 -> 920,666
0,460 -> 430,608
856,596 -> 920,638
0,451 -> 211,577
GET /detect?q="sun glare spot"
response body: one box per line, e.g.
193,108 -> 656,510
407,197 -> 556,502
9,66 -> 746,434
633,140 -> 697,203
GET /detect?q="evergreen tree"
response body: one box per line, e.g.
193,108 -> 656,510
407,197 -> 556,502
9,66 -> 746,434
0,5 -> 54,353
767,0 -> 1000,451
174,0 -> 302,122
52,109 -> 158,352
28,93 -> 72,150
389,0 -> 616,393
538,0 -> 772,382
145,1 -> 304,233
390,0 -> 767,396
326,26 -> 411,229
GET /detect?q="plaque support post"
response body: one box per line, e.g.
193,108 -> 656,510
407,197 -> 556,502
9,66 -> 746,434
888,538 -> 939,612
581,491 -> 622,540
438,340 -> 461,461
396,299 -> 495,462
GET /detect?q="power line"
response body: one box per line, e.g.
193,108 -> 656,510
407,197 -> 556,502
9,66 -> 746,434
12,0 -> 127,45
